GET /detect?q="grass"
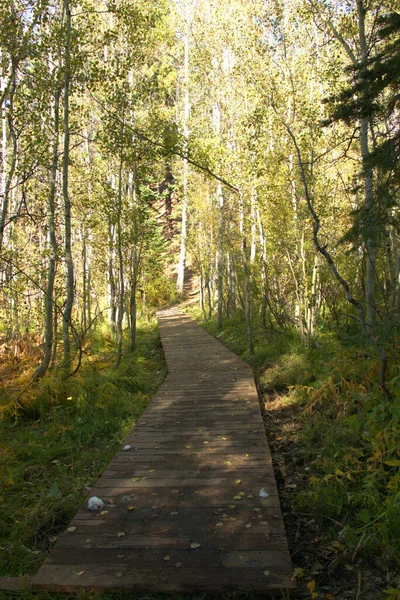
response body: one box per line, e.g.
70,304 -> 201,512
186,304 -> 400,599
0,318 -> 167,581
0,312 -> 292,600
2,302 -> 399,600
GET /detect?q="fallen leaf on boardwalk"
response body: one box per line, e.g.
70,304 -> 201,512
203,441 -> 209,444
131,477 -> 141,482
170,511 -> 178,515
117,554 -> 125,559
190,542 -> 201,549
247,495 -> 254,499
253,508 -> 261,512
163,556 -> 171,561
175,562 -> 182,568
234,495 -> 242,500
151,514 -> 158,518
221,437 -> 228,441
263,570 -> 270,576
127,506 -> 135,511
100,510 -> 109,515
229,505 -> 237,509
245,523 -> 252,529
224,461 -> 232,465
115,572 -> 123,578
235,479 -> 242,484
149,469 -> 155,472
74,571 -> 85,576
239,492 -> 245,497
216,522 -> 223,527
185,445 -> 192,449
117,532 -> 125,537
67,527 -> 76,532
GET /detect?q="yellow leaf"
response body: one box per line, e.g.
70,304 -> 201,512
307,580 -> 316,595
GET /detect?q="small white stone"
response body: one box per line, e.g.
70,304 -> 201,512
88,496 -> 104,510
123,445 -> 131,451
259,488 -> 269,498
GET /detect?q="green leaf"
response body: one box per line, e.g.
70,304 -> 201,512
47,482 -> 62,500
383,460 -> 400,467
357,508 -> 370,524
346,414 -> 360,433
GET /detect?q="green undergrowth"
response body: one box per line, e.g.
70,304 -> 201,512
187,305 -> 400,599
0,591 -> 289,600
0,319 -> 167,581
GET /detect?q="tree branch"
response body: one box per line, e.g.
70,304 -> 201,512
272,98 -> 391,399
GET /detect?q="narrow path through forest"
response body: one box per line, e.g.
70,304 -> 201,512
32,306 -> 294,594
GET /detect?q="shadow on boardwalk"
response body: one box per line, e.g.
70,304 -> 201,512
32,306 -> 295,595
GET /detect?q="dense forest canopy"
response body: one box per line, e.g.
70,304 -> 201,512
1,0 -> 399,383
1,0 -> 400,596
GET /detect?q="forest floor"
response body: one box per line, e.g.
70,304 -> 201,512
0,320 -> 167,593
185,307 -> 400,600
1,304 -> 399,600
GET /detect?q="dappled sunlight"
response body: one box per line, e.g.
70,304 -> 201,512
32,307 -> 294,594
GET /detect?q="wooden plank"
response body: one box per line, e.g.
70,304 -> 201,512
44,548 -> 290,569
32,306 -> 294,595
33,564 -> 293,593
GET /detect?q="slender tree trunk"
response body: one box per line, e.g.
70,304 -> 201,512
199,268 -> 207,321
115,152 -> 124,368
206,274 -> 212,319
62,0 -> 74,373
87,227 -> 92,328
35,87 -> 61,378
257,205 -> 269,340
108,220 -> 117,335
239,192 -> 254,355
250,192 -> 257,264
82,223 -> 87,331
177,10 -> 190,294
357,0 -> 376,327
324,0 -> 377,328
51,307 -> 58,368
217,182 -> 224,329
130,167 -> 140,352
0,71 -> 17,254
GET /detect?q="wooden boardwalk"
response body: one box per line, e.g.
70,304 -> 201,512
32,307 -> 294,594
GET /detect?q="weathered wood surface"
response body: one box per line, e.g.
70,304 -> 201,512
32,307 -> 294,594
